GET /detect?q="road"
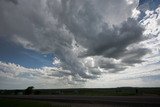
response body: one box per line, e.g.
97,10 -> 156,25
0,95 -> 160,106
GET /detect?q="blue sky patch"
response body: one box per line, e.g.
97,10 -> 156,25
0,37 -> 54,68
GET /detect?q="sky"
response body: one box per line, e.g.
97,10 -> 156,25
0,0 -> 160,89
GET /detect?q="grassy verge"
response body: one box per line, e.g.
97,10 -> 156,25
0,99 -> 70,107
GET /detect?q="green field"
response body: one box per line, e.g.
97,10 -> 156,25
0,99 -> 70,107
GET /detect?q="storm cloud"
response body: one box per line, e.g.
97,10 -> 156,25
0,0 -> 149,81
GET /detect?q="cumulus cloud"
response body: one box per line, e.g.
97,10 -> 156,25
0,61 -> 85,84
81,18 -> 144,58
0,61 -> 86,89
0,61 -> 40,79
138,6 -> 160,67
0,0 -> 149,82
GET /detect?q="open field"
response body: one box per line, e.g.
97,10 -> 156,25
0,99 -> 70,107
1,87 -> 160,96
0,95 -> 160,107
0,88 -> 160,107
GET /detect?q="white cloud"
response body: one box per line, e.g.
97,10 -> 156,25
1,60 -> 159,89
132,8 -> 141,19
139,6 -> 160,66
0,61 -> 87,89
85,63 -> 160,88
140,7 -> 160,36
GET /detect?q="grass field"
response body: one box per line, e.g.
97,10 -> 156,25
0,99 -> 71,107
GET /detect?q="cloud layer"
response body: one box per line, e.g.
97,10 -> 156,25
0,0 -> 153,83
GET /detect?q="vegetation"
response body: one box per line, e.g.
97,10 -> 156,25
24,86 -> 34,95
0,87 -> 160,96
0,99 -> 70,107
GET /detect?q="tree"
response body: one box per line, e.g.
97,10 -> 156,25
24,86 -> 34,95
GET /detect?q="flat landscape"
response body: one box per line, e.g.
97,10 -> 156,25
0,95 -> 160,107
0,88 -> 160,107
0,0 -> 160,107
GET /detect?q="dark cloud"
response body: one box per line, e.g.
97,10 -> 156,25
121,48 -> 150,65
0,0 -> 148,81
81,18 -> 144,58
0,0 -> 18,4
93,57 -> 126,73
